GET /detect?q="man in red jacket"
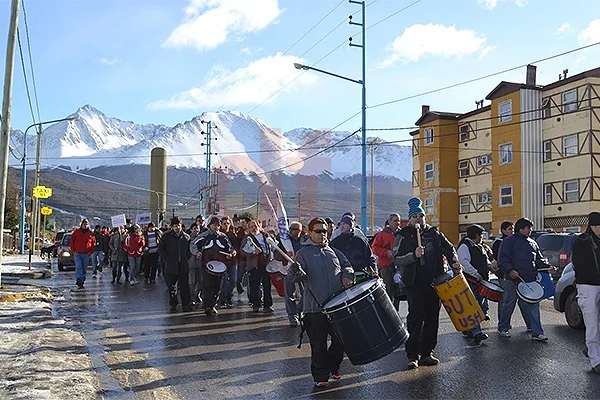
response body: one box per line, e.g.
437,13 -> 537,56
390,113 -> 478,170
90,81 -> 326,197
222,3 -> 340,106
371,213 -> 401,309
70,219 -> 96,288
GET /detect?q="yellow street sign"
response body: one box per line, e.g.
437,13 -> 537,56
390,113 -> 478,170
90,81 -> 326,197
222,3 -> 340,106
41,207 -> 53,215
32,186 -> 53,199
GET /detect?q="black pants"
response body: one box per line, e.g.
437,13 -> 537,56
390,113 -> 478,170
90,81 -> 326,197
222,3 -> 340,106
304,313 -> 344,382
201,268 -> 223,309
166,271 -> 191,308
111,261 -> 124,282
144,252 -> 159,280
380,266 -> 401,311
249,267 -> 272,308
405,284 -> 441,360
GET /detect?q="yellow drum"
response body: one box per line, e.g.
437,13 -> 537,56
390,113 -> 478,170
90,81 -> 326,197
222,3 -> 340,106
432,272 -> 485,332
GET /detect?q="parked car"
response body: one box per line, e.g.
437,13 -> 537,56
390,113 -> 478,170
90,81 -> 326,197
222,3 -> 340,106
53,231 -> 67,257
57,233 -> 74,271
553,262 -> 584,329
535,232 -> 579,279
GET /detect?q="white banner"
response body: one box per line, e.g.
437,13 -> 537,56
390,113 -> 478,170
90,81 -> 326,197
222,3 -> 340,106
135,212 -> 152,225
111,214 -> 127,228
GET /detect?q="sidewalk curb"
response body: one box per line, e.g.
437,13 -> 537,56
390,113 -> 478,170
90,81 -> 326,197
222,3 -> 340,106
0,284 -> 51,302
2,268 -> 52,280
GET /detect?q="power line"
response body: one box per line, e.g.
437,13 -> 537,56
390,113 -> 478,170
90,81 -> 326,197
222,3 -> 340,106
368,41 -> 600,110
17,28 -> 36,126
21,0 -> 41,123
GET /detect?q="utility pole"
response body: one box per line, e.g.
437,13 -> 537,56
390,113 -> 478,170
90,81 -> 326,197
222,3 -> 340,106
297,192 -> 301,222
201,120 -> 217,217
32,124 -> 42,254
349,0 -> 367,231
0,0 -> 21,286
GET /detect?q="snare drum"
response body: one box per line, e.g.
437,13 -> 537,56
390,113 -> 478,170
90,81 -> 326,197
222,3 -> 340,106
476,280 -> 504,302
205,260 -> 227,277
516,281 -> 544,304
322,278 -> 408,366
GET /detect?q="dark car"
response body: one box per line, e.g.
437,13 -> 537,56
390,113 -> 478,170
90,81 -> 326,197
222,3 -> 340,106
57,233 -> 74,271
535,232 -> 579,279
53,231 -> 67,257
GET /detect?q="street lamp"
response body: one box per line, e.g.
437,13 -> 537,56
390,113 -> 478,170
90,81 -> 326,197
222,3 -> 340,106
174,167 -> 202,216
293,61 -> 367,230
256,181 -> 267,219
19,116 -> 77,254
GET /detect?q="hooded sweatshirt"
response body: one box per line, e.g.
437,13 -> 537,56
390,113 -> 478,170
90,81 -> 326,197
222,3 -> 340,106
290,237 -> 354,313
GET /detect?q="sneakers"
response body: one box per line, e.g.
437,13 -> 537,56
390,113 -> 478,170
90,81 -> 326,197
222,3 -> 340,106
92,274 -> 97,279
497,330 -> 511,338
419,354 -> 440,366
205,307 -> 218,316
76,280 -> 84,289
170,305 -> 177,312
289,319 -> 299,328
484,314 -> 491,321
252,306 -> 260,313
315,381 -> 328,387
531,334 -> 548,342
462,331 -> 474,338
407,359 -> 419,369
330,373 -> 341,380
264,306 -> 275,313
473,333 -> 489,344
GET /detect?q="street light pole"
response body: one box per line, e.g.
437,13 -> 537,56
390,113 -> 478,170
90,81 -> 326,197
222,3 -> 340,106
19,117 -> 77,254
174,167 -> 202,216
292,0 -> 368,230
256,181 -> 267,219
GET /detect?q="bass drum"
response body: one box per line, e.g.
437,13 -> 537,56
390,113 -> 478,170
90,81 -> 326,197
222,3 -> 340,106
322,278 -> 408,366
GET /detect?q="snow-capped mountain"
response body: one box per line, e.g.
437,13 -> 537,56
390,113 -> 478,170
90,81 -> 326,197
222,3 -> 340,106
8,105 -> 411,181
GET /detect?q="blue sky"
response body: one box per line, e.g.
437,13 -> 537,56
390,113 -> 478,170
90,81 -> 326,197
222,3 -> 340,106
1,0 -> 599,145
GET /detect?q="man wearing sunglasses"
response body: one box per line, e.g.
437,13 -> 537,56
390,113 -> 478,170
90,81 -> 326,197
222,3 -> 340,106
394,197 -> 461,370
290,217 -> 354,388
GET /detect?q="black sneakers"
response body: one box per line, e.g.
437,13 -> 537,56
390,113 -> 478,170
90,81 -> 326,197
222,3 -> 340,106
76,280 -> 84,288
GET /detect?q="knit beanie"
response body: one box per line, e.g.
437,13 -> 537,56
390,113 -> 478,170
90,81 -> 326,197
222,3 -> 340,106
408,197 -> 425,219
339,215 -> 354,227
589,212 -> 600,226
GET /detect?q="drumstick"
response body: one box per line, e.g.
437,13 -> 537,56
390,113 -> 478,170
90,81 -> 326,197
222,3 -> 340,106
219,251 -> 232,256
517,276 -> 534,291
415,223 -> 422,248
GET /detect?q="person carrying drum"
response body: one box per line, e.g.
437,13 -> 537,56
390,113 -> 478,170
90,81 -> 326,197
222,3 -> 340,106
497,217 -> 555,341
290,217 -> 354,388
159,216 -> 192,312
457,224 -> 493,344
394,197 -> 461,369
571,212 -> 600,374
192,216 -> 236,316
330,215 -> 377,280
240,220 -> 274,313
274,221 -> 305,327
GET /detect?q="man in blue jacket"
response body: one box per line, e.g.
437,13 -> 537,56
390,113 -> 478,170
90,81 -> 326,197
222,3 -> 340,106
497,217 -> 555,341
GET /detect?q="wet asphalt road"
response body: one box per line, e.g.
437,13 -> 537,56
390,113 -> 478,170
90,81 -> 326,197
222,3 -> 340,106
50,264 -> 600,400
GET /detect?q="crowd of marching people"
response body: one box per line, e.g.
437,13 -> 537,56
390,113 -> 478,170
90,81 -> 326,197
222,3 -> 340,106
66,194 -> 600,387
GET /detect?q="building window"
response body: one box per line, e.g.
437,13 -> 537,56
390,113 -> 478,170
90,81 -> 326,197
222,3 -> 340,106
477,154 -> 492,167
459,124 -> 470,142
424,127 -> 434,145
563,134 -> 578,157
412,170 -> 420,187
544,183 -> 552,205
543,141 -> 552,162
499,143 -> 513,165
477,192 -> 492,204
499,100 -> 512,123
562,89 -> 578,113
424,198 -> 434,215
458,160 -> 470,177
499,185 -> 513,206
424,162 -> 434,180
412,139 -> 419,156
542,98 -> 551,119
564,180 -> 579,202
459,196 -> 470,214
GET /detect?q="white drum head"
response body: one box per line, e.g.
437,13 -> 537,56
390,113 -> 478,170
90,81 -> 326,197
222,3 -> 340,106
266,260 -> 283,274
517,281 -> 544,302
206,261 -> 227,274
324,279 -> 378,309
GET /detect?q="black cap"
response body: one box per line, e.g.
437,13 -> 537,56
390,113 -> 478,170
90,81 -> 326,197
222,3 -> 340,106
589,212 -> 600,226
171,216 -> 182,226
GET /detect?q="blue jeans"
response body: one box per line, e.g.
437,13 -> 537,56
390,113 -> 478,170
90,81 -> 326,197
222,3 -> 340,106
498,277 -> 531,329
74,253 -> 90,282
127,257 -> 142,282
220,263 -> 238,304
468,283 -> 489,336
91,251 -> 104,275
284,274 -> 302,322
498,280 -> 543,336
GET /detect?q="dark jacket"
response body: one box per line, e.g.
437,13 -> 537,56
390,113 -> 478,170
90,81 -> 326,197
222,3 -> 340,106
159,229 -> 191,275
498,233 -> 550,283
457,237 -> 490,281
330,231 -> 376,274
240,232 -> 272,271
94,232 -> 109,253
491,234 -> 508,279
393,224 -> 458,287
290,237 -> 354,313
191,228 -> 235,266
572,228 -> 600,285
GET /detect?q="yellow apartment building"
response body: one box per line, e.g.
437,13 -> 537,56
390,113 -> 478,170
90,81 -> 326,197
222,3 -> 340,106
412,65 -> 600,242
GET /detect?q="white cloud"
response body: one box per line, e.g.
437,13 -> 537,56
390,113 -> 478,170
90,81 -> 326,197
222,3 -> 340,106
556,23 -> 573,35
148,53 -> 317,110
579,19 -> 600,45
380,24 -> 491,67
100,57 -> 119,66
477,0 -> 526,9
164,0 -> 282,51
241,46 -> 263,55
